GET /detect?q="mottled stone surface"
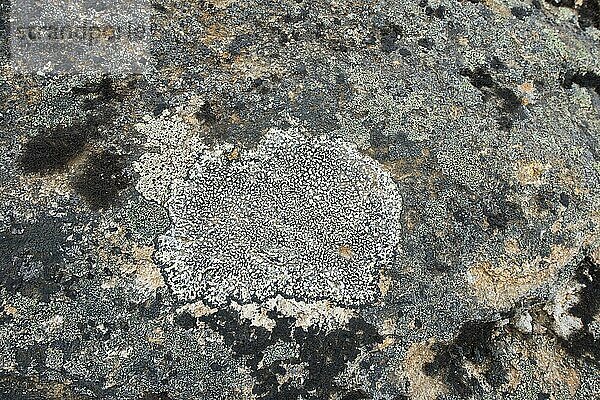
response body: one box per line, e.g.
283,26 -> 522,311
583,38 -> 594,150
1,0 -> 600,399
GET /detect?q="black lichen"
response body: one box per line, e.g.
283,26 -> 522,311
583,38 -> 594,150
460,67 -> 494,90
18,123 -> 96,175
417,37 -> 434,50
14,344 -> 48,375
174,311 -> 197,330
490,56 -> 507,70
0,0 -> 9,56
545,0 -> 600,29
153,101 -> 169,117
0,309 -> 12,325
150,2 -> 168,13
482,190 -> 524,231
511,6 -> 533,19
559,192 -> 570,208
198,307 -> 382,399
298,318 -> 382,396
195,101 -> 218,125
578,0 -> 600,28
562,70 -> 600,96
559,256 -> 600,362
72,151 -> 130,210
425,5 -> 446,19
423,320 -> 508,398
379,24 -> 402,53
460,67 -> 525,131
495,87 -> 523,115
228,34 -> 254,56
72,76 -> 122,111
341,389 -> 371,399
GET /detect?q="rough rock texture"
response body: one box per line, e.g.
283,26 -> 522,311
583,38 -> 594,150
1,0 -> 600,399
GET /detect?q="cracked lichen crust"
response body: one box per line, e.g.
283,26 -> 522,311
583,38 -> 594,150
152,130 -> 402,305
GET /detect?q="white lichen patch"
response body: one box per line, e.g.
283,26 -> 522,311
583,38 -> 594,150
137,126 -> 402,306
134,112 -> 208,206
545,281 -> 585,339
231,295 -> 360,331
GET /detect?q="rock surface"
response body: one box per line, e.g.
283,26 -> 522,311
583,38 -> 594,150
0,0 -> 599,399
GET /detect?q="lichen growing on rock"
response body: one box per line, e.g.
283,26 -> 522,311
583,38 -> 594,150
151,130 -> 403,305
2,0 -> 600,398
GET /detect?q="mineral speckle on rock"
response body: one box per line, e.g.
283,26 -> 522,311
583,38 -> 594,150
1,0 -> 599,399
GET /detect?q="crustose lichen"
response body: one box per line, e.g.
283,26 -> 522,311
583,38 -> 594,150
150,130 -> 403,306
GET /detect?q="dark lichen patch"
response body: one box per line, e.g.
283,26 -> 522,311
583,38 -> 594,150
490,56 -> 508,70
18,123 -> 96,175
72,77 -> 117,97
558,256 -> 600,363
482,189 -> 525,231
425,4 -> 447,19
544,0 -> 600,29
150,2 -> 168,13
0,0 -> 7,32
228,34 -> 254,56
534,187 -> 564,214
15,344 -> 47,374
559,192 -> 570,207
424,320 -> 508,398
153,101 -> 169,117
398,47 -> 412,57
71,77 -> 123,111
578,0 -> 600,28
378,23 -> 402,53
0,0 -> 9,57
72,151 -> 130,210
195,101 -> 219,125
193,99 -> 270,148
460,67 -> 526,130
0,217 -> 68,302
174,311 -> 197,330
197,101 -> 267,148
298,318 -> 382,396
417,37 -> 434,50
495,87 -> 523,115
511,6 -> 534,19
460,67 -> 494,90
0,309 -> 12,325
198,307 -> 382,399
562,70 -> 600,96
131,292 -> 163,321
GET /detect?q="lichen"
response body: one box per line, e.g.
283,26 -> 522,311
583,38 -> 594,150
146,129 -> 402,305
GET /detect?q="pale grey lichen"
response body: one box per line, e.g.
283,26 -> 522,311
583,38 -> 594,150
134,112 -> 208,206
150,129 -> 402,306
